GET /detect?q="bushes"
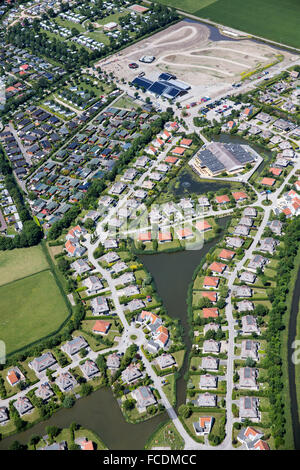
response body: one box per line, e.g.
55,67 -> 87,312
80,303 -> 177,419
62,395 -> 75,408
263,216 -> 300,447
0,149 -> 43,250
48,206 -> 81,241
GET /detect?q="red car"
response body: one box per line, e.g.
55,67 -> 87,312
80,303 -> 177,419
129,63 -> 139,69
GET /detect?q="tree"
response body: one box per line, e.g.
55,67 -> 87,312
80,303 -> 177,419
9,440 -> 26,450
245,357 -> 256,367
45,425 -> 60,439
178,404 -> 192,419
21,220 -> 43,246
29,435 -> 40,449
57,257 -> 70,274
80,383 -> 92,397
84,218 -> 94,231
147,405 -> 157,415
123,398 -> 135,411
62,395 -> 75,408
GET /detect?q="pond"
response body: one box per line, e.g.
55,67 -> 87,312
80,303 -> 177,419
139,216 -> 230,408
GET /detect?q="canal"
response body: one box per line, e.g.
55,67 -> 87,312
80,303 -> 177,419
140,216 -> 230,409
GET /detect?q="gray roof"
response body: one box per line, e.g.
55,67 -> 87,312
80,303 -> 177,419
196,142 -> 255,175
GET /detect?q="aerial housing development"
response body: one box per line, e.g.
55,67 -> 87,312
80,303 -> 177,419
0,0 -> 299,455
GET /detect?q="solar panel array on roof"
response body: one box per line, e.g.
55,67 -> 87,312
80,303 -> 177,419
195,142 -> 255,175
196,150 -> 225,174
223,143 -> 255,164
163,87 -> 181,99
131,75 -> 190,99
158,72 -> 176,81
132,77 -> 153,90
148,81 -> 168,95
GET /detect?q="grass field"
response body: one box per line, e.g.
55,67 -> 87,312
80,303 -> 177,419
145,420 -> 185,449
114,95 -> 141,110
155,0 -> 300,48
0,270 -> 69,355
0,245 -> 49,286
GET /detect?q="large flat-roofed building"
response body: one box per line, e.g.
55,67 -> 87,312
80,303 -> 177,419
131,74 -> 190,101
190,142 -> 257,177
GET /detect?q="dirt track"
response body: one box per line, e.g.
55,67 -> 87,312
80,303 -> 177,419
96,19 -> 295,97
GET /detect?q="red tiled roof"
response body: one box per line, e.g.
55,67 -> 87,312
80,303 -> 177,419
172,147 -> 185,155
141,311 -> 159,324
195,220 -> 212,232
82,440 -> 94,450
283,208 -> 291,216
199,416 -> 213,427
294,180 -> 300,189
7,371 -> 19,385
245,427 -> 260,438
158,231 -> 172,242
209,262 -> 226,273
156,325 -> 169,336
201,291 -> 217,302
215,195 -> 230,203
232,191 -> 247,201
254,440 -> 270,450
203,276 -> 219,288
269,167 -> 282,176
219,249 -> 235,260
92,320 -> 111,334
203,307 -> 219,318
156,332 -> 169,345
180,138 -> 192,147
138,231 -> 152,242
65,240 -> 76,254
165,156 -> 178,164
261,177 -> 275,186
176,227 -> 193,238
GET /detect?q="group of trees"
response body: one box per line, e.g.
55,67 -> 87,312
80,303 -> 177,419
0,149 -> 43,250
6,25 -> 92,70
262,216 -> 300,448
6,4 -> 178,71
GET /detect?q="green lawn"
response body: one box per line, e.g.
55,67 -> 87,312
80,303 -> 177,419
156,0 -> 300,48
114,95 -> 141,110
154,0 -> 217,13
145,420 -> 185,449
182,409 -> 225,444
0,245 -> 49,286
0,270 -> 69,355
55,17 -> 86,33
85,30 -> 110,45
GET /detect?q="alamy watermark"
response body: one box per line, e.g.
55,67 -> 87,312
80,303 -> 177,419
100,201 -> 208,251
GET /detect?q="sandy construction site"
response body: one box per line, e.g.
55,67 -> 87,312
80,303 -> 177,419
96,19 -> 296,99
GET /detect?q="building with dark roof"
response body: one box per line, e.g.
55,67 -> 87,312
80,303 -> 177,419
190,142 -> 257,176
